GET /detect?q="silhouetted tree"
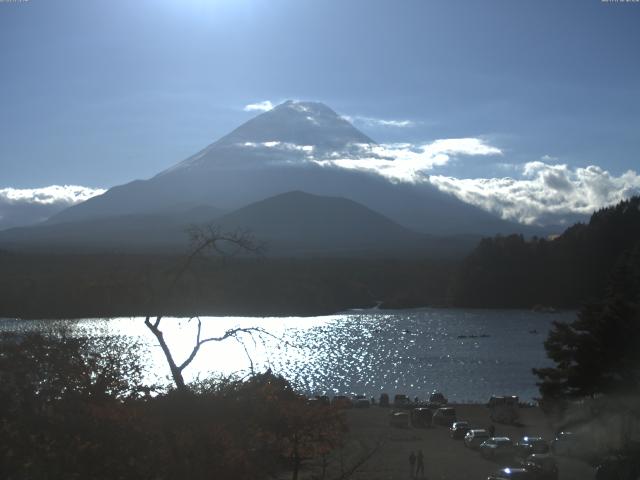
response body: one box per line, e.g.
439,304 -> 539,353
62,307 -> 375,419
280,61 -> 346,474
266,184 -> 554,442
0,331 -> 157,479
452,196 -> 640,308
144,224 -> 267,392
533,245 -> 640,402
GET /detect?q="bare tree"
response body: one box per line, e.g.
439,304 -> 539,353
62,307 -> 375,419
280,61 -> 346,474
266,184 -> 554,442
144,224 -> 266,393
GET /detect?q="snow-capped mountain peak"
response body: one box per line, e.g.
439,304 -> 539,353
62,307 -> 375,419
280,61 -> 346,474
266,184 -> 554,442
159,100 -> 376,175
220,100 -> 375,148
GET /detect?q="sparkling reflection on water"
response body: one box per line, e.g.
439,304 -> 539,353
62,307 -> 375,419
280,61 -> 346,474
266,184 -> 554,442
0,308 -> 575,402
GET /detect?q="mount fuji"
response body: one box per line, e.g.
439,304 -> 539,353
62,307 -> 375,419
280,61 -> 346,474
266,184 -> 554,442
0,101 -> 535,255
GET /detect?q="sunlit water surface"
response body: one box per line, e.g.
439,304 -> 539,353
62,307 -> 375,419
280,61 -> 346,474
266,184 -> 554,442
0,308 -> 575,402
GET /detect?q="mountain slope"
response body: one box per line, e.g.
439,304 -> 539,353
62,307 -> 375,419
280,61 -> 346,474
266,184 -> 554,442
0,191 -> 480,257
215,191 -> 425,255
46,100 -> 527,236
0,205 -> 223,253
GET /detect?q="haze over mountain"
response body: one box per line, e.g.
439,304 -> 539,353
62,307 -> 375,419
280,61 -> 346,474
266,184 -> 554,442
39,101 -> 534,243
213,191 -> 477,257
0,190 -> 482,258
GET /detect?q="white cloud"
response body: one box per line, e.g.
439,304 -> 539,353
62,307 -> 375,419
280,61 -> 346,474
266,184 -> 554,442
315,138 -> 502,182
344,115 -> 415,128
309,135 -> 639,225
243,100 -> 274,112
0,185 -> 105,230
0,185 -> 105,205
241,141 -> 315,153
427,162 -> 640,225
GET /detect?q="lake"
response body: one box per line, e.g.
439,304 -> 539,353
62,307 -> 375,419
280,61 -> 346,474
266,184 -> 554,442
0,308 -> 575,402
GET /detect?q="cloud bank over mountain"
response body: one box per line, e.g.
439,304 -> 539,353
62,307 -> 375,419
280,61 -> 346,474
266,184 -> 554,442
427,162 -> 640,225
344,115 -> 415,128
0,185 -> 105,230
314,138 -> 501,182
2,100 -> 637,231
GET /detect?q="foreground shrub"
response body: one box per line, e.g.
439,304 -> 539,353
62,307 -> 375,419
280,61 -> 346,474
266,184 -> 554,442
0,331 -> 345,479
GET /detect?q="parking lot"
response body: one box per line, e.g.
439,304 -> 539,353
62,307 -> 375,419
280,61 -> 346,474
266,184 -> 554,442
303,403 -> 596,480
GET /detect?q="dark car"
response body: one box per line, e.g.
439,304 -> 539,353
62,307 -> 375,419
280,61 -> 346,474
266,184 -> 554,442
307,397 -> 321,407
516,436 -> 550,457
393,394 -> 411,408
432,407 -> 457,426
411,407 -> 433,427
465,429 -> 490,449
523,454 -> 559,480
550,431 -> 590,457
331,395 -> 353,408
487,467 -> 535,480
429,391 -> 448,405
450,421 -> 471,439
596,456 -> 640,480
480,437 -> 515,460
389,411 -> 409,428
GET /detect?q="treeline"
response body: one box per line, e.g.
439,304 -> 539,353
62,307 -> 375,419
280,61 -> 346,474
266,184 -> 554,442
0,252 -> 455,318
451,196 -> 640,308
3,197 -> 639,317
531,234 -> 640,470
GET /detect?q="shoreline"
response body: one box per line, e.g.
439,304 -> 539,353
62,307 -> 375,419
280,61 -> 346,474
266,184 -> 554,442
2,305 -> 578,322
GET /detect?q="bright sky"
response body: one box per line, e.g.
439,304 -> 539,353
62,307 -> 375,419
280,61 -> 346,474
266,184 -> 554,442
0,0 -> 639,225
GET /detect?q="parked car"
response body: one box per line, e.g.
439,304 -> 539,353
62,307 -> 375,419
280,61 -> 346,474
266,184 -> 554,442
488,396 -> 519,424
429,391 -> 448,405
523,453 -> 559,480
379,393 -> 390,407
315,395 -> 330,406
393,394 -> 411,408
488,396 -> 519,408
354,395 -> 370,408
596,455 -> 640,480
487,467 -> 535,480
550,431 -> 588,457
389,411 -> 409,428
413,401 -> 441,411
331,395 -> 353,408
432,407 -> 457,426
515,437 -> 550,457
480,437 -> 515,460
411,407 -> 433,427
465,429 -> 490,449
450,421 -> 471,439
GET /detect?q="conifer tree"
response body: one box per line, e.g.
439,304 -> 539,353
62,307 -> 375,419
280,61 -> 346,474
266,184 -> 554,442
534,245 -> 640,400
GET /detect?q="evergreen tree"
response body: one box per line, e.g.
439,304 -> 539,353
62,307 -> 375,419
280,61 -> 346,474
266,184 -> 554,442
533,245 -> 640,401
453,196 -> 640,308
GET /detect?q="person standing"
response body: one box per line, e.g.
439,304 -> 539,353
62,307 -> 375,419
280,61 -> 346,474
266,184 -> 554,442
409,451 -> 416,477
415,450 -> 425,477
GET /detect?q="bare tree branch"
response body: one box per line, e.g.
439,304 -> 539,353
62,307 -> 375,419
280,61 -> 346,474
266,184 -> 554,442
143,223 -> 274,393
162,224 -> 265,302
144,315 -> 186,391
177,317 -> 203,371
236,335 -> 255,375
